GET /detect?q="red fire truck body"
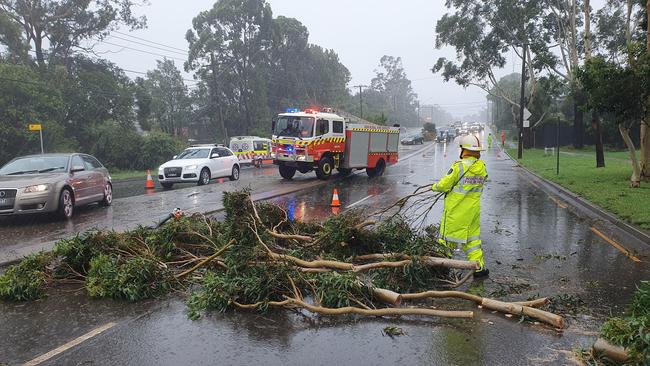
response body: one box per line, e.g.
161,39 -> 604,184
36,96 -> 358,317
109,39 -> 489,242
271,109 -> 400,180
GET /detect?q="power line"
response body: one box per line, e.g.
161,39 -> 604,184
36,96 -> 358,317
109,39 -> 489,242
107,35 -> 188,56
113,30 -> 188,53
100,41 -> 186,62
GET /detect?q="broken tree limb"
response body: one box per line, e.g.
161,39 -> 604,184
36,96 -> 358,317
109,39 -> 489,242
372,288 -> 403,306
592,338 -> 630,363
285,297 -> 474,319
512,298 -> 549,308
232,297 -> 473,318
251,224 -> 478,272
175,240 -> 234,280
354,253 -> 480,271
266,229 -> 313,243
399,290 -> 564,328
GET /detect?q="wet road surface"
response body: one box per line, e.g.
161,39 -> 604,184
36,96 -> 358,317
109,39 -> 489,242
1,136 -> 649,365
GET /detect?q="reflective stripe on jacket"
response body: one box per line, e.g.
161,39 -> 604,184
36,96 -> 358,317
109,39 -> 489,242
431,157 -> 487,244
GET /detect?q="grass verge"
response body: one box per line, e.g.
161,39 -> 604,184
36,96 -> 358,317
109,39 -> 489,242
507,148 -> 650,231
109,169 -> 156,181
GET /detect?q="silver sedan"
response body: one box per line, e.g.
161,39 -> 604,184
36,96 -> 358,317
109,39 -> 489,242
0,153 -> 113,219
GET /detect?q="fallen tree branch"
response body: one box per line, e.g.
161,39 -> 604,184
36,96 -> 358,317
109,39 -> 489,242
354,253 -> 480,271
592,338 -> 630,364
175,240 -> 234,280
512,298 -> 549,308
399,290 -> 564,328
285,297 -> 473,318
232,297 -> 473,319
354,221 -> 377,230
266,229 -> 313,243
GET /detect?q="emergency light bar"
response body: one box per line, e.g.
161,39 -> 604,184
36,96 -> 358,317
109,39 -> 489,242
285,108 -> 299,113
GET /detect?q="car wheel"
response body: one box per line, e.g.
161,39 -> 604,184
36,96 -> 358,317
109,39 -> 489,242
315,156 -> 333,180
279,164 -> 296,180
57,188 -> 74,219
366,159 -> 386,178
198,168 -> 210,186
229,165 -> 240,181
161,182 -> 174,189
100,183 -> 113,206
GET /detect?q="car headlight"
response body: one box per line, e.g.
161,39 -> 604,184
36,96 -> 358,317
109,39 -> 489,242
185,165 -> 198,170
23,184 -> 50,193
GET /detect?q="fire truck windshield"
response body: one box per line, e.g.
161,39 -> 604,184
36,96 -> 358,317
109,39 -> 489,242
274,116 -> 314,138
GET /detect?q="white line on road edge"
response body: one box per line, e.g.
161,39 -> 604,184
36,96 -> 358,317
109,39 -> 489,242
347,195 -> 374,209
23,322 -> 117,366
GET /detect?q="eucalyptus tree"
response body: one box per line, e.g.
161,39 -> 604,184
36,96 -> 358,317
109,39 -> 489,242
143,59 -> 191,136
186,0 -> 274,138
0,0 -> 146,68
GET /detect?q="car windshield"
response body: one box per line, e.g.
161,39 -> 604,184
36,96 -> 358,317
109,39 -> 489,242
175,149 -> 211,159
0,156 -> 69,175
274,116 -> 314,138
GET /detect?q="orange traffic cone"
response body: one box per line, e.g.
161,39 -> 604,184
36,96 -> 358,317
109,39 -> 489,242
331,188 -> 341,207
146,170 -> 155,189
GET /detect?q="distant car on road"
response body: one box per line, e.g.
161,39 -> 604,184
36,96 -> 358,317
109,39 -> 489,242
158,144 -> 240,189
0,153 -> 112,219
401,134 -> 424,145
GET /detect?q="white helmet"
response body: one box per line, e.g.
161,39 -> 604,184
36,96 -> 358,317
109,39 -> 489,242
459,135 -> 485,151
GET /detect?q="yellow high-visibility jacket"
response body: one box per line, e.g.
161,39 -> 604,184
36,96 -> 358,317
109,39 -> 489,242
431,157 -> 487,244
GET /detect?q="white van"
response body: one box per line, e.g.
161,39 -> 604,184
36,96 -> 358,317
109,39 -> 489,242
229,136 -> 272,165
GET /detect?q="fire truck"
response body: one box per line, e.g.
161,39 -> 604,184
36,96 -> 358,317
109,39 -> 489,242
271,109 -> 400,180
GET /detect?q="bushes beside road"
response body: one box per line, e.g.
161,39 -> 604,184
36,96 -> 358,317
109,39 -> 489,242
89,126 -> 182,172
509,148 -> 650,230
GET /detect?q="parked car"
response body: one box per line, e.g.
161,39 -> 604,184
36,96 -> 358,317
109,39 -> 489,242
401,134 -> 424,145
0,153 -> 112,219
158,144 -> 240,189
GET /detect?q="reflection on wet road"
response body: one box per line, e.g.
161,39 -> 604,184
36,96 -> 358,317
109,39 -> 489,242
1,136 -> 649,365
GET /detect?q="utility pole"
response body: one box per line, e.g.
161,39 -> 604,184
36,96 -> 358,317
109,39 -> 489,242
517,43 -> 528,159
417,101 -> 420,125
353,85 -> 368,119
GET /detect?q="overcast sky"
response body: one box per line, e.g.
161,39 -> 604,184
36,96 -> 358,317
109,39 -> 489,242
94,0 -> 605,118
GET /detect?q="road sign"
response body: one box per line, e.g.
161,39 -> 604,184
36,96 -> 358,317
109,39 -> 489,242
523,108 -> 532,121
523,120 -> 530,128
28,124 -> 44,154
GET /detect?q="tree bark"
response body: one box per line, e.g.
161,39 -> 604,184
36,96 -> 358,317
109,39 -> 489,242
592,338 -> 630,363
618,124 -> 642,187
585,0 -> 605,167
641,0 -> 650,180
593,113 -> 605,167
573,91 -> 584,149
399,290 -> 565,328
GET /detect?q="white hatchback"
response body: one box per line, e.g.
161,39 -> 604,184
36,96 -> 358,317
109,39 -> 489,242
157,145 -> 240,189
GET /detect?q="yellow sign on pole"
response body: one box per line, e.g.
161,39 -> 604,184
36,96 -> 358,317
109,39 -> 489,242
28,124 -> 42,131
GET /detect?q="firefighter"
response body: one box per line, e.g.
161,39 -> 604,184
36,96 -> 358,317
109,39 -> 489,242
431,135 -> 489,278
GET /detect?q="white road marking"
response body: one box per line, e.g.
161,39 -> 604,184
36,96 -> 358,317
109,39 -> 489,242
347,195 -> 374,209
23,322 -> 117,366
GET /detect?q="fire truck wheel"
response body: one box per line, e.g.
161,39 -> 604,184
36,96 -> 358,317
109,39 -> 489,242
316,157 -> 334,180
279,164 -> 297,180
366,159 -> 386,178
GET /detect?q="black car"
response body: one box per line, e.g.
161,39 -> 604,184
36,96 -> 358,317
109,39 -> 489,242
401,135 -> 424,145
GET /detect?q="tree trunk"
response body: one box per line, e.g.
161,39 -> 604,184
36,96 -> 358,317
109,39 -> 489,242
641,0 -> 650,180
593,113 -> 605,167
618,124 -> 642,187
573,92 -> 584,149
641,123 -> 650,180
